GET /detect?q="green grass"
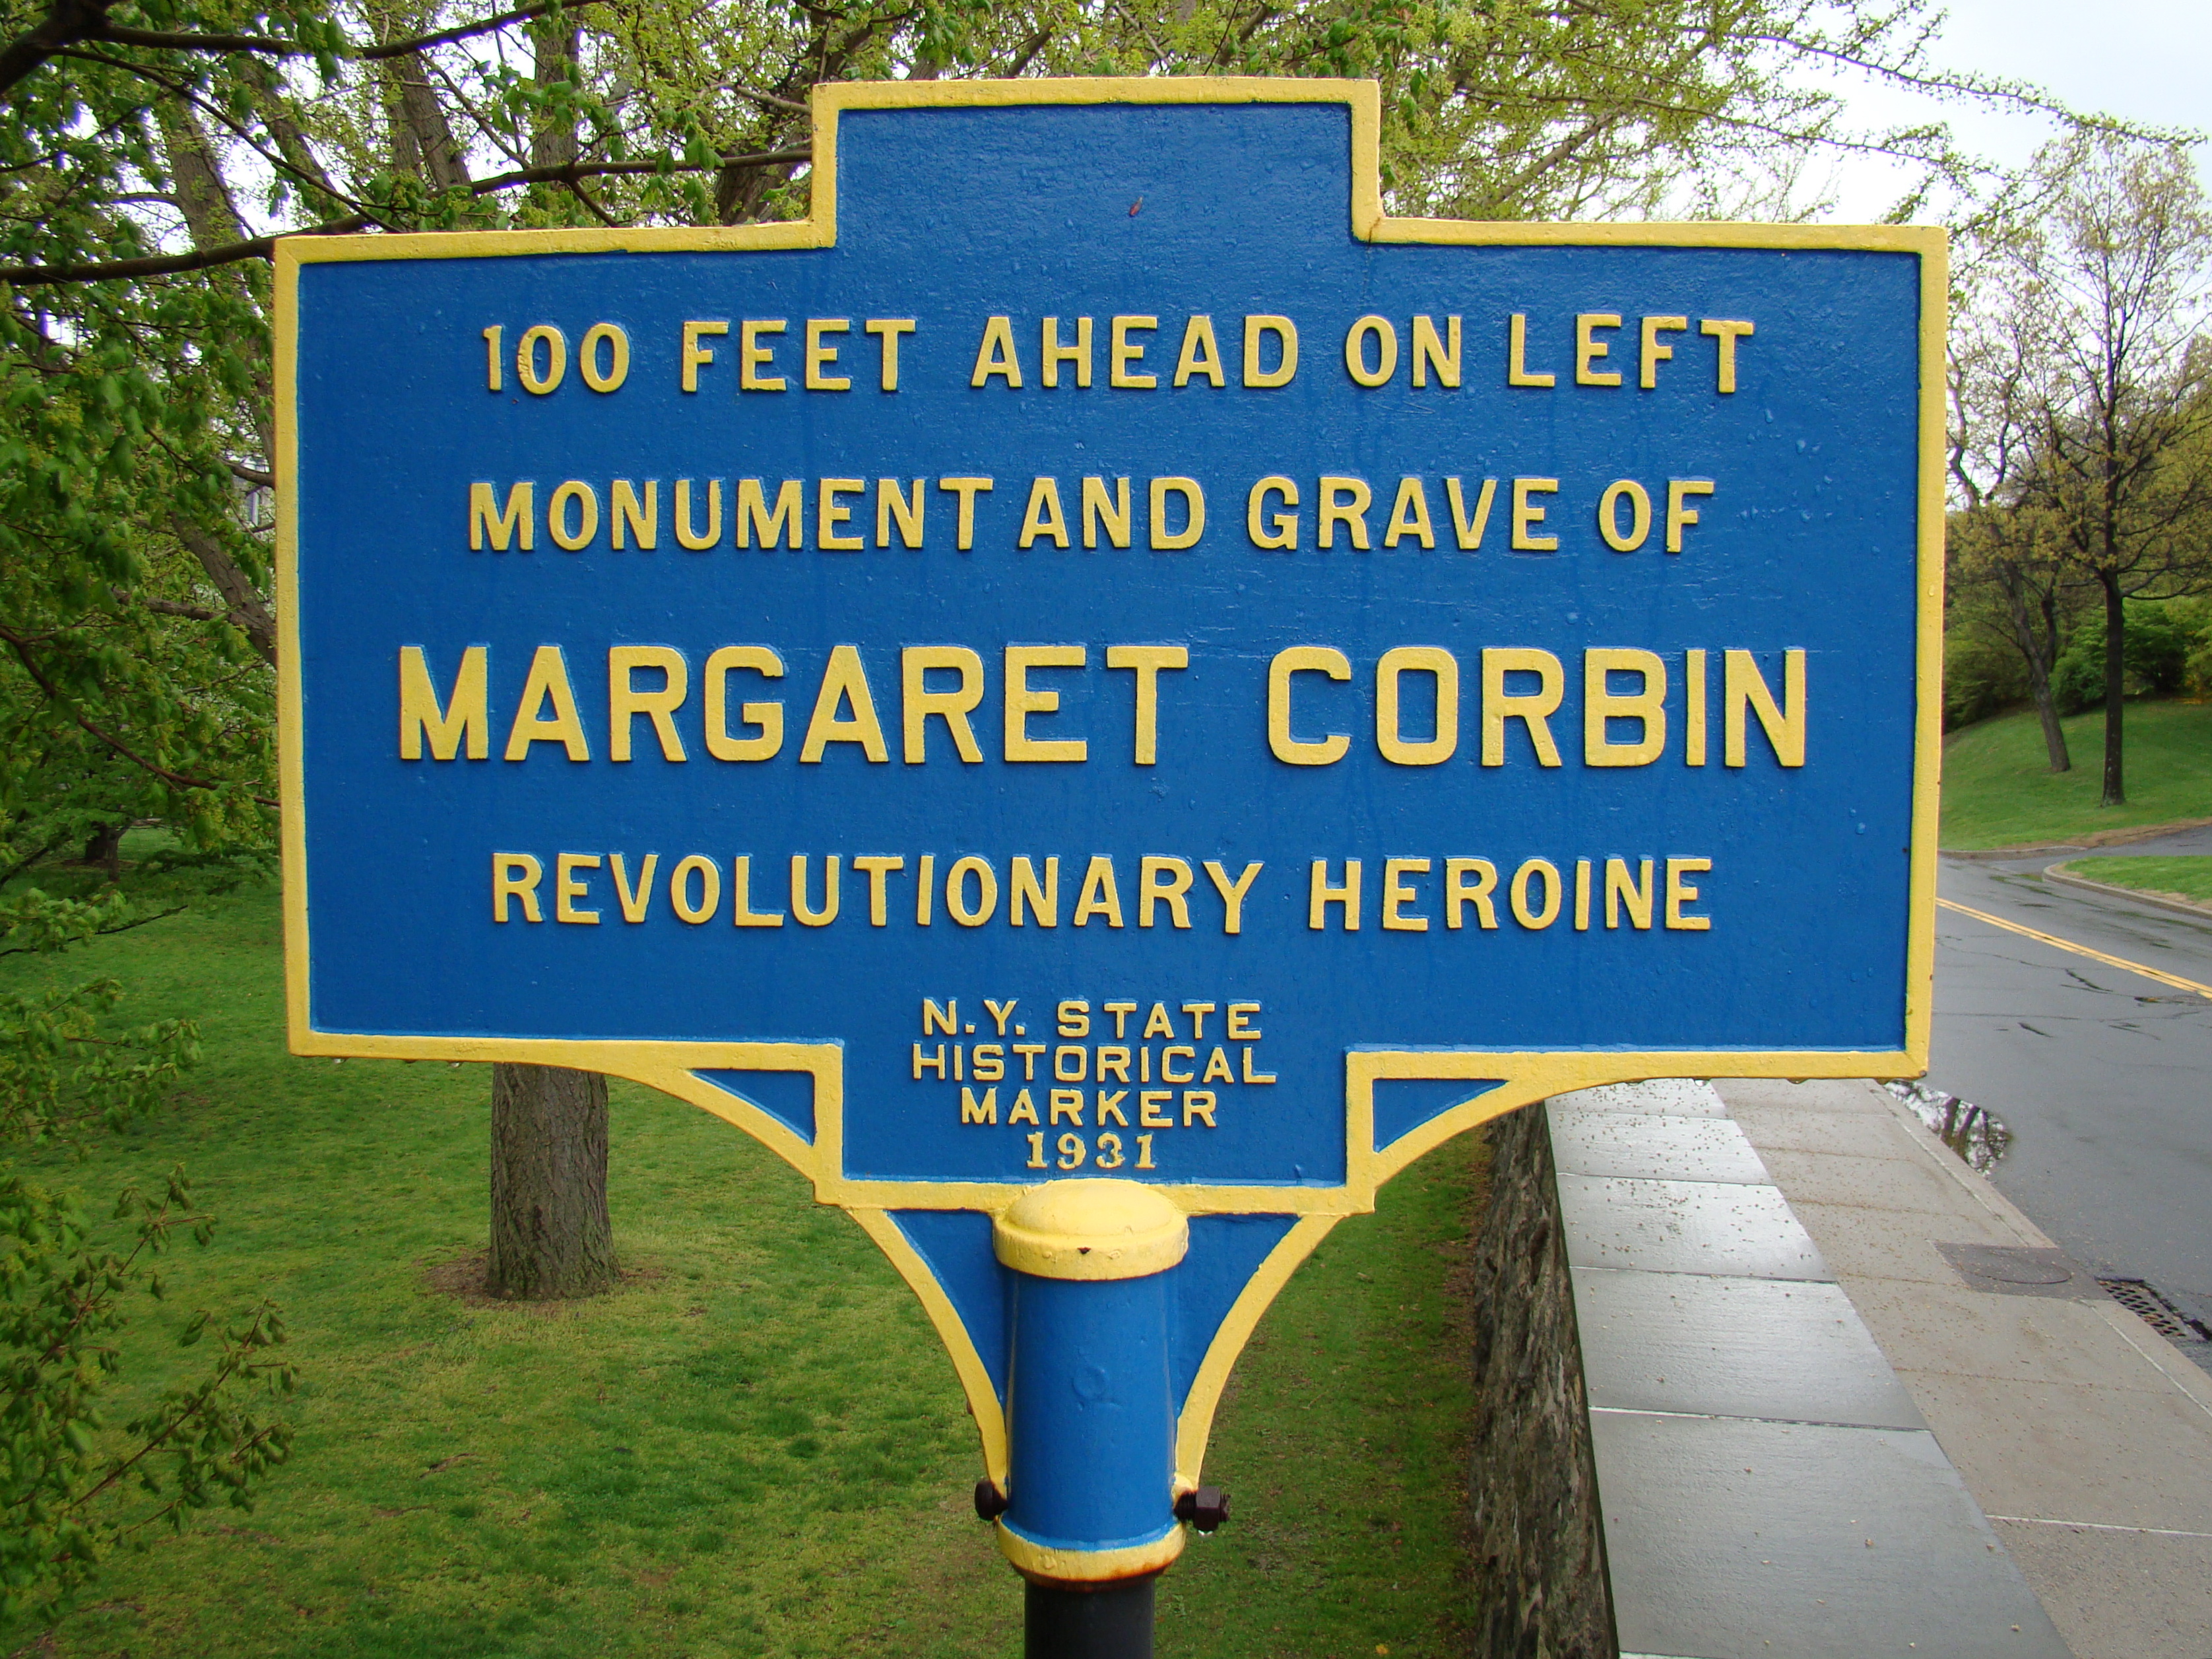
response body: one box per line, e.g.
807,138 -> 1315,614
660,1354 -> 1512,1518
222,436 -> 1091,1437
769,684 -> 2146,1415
2065,856 -> 2212,905
1940,699 -> 2212,849
1,871 -> 1478,1658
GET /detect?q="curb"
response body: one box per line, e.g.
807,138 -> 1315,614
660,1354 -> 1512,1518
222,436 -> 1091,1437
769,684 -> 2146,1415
1940,816 -> 2212,862
2043,862 -> 2212,926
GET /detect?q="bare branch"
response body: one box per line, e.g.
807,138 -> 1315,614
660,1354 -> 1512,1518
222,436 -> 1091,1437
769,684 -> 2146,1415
0,216 -> 367,284
3,0 -> 607,102
361,0 -> 606,61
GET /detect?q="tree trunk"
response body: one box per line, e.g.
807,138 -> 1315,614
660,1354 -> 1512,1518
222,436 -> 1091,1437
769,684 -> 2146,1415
1997,568 -> 2070,773
2099,573 -> 2127,806
529,18 -> 579,171
80,822 -> 124,876
488,1062 -> 614,1299
2031,676 -> 2071,773
2034,588 -> 2070,772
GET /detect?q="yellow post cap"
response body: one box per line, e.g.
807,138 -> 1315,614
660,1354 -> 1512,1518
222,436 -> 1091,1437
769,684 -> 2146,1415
992,1179 -> 1190,1280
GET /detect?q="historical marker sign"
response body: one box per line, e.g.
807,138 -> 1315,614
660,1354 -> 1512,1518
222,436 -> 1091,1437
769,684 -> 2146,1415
278,79 -> 1941,1536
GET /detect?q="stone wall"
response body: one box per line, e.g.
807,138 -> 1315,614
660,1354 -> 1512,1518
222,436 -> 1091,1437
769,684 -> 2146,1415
1466,1100 -> 1617,1658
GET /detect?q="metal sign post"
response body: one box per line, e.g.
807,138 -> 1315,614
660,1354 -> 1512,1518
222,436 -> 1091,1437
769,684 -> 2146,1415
276,78 -> 1943,1653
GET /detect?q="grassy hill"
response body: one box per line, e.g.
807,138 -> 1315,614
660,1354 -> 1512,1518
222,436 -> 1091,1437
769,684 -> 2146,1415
1941,700 -> 2212,851
1,876 -> 1480,1658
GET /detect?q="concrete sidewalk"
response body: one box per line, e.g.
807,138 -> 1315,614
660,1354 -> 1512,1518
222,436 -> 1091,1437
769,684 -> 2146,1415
1719,1076 -> 2212,1659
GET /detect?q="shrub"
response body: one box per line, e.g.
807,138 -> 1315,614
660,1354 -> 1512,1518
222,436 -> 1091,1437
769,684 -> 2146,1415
2051,601 -> 2202,713
1943,627 -> 2028,730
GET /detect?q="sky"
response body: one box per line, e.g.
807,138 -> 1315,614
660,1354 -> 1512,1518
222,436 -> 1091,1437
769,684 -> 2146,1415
1806,0 -> 2210,220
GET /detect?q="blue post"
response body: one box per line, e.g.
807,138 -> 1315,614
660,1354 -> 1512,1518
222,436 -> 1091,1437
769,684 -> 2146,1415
990,1181 -> 1190,1656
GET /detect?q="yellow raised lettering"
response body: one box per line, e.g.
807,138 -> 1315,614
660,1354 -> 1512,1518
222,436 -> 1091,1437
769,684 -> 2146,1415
1641,315 -> 1687,389
1309,859 -> 1360,930
504,645 -> 589,761
1019,477 -> 1071,550
1511,478 -> 1559,551
1149,478 -> 1204,550
703,645 -> 783,762
800,645 -> 890,764
877,478 -> 925,548
1174,316 -> 1225,387
1074,856 -> 1124,928
1481,649 -> 1563,767
740,319 -> 787,391
580,322 -> 628,392
1082,477 -> 1132,550
972,315 -> 1023,387
817,478 -> 864,551
1508,313 -> 1554,387
469,481 -> 533,552
1243,315 -> 1298,387
1268,645 -> 1351,765
1412,315 -> 1461,387
608,645 -> 688,762
556,852 -> 601,924
938,477 -> 994,550
864,319 -> 914,390
1584,647 -> 1667,767
1105,645 -> 1187,765
612,479 -> 657,550
680,319 -> 727,391
399,645 -> 487,761
1376,646 -> 1458,765
1004,645 -> 1086,762
1607,858 -> 1655,930
1249,476 -> 1299,550
1666,857 -> 1712,929
1511,859 -> 1561,929
1140,857 -> 1193,928
1445,858 -> 1498,929
548,480 -> 597,550
1318,476 -> 1372,550
903,646 -> 985,764
1012,857 -> 1060,927
1700,319 -> 1753,392
791,855 -> 839,926
492,852 -> 542,922
1382,857 -> 1430,931
1344,315 -> 1397,387
1111,315 -> 1158,388
1576,313 -> 1623,386
1724,649 -> 1805,767
517,324 -> 565,394
804,318 -> 851,391
1203,861 -> 1263,935
1445,478 -> 1496,550
1042,315 -> 1093,388
1384,478 -> 1435,550
736,478 -> 802,549
674,478 -> 721,550
1598,480 -> 1652,552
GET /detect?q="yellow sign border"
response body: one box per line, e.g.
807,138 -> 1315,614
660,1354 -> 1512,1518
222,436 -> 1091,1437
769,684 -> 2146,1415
273,75 -> 1945,1491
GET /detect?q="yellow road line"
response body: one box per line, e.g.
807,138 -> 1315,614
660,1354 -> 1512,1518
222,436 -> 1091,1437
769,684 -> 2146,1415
1937,897 -> 2212,1000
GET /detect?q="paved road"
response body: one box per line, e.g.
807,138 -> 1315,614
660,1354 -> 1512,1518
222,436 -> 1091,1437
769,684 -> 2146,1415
1930,826 -> 2212,1342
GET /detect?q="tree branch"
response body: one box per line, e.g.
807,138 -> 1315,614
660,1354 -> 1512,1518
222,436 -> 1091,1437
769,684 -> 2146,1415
169,516 -> 276,668
0,138 -> 810,285
467,145 -> 807,193
0,216 -> 364,283
3,0 -> 606,100
361,0 -> 606,61
0,630 -> 276,806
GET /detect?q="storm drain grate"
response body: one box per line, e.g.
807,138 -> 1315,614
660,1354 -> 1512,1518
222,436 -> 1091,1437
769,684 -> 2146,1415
2098,1278 -> 2212,1345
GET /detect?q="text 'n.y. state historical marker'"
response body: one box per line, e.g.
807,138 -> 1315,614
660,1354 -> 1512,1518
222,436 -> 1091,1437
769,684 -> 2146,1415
278,77 -> 1942,1611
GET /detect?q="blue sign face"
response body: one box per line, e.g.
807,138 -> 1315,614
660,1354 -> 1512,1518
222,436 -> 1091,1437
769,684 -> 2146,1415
278,79 -> 1939,1505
